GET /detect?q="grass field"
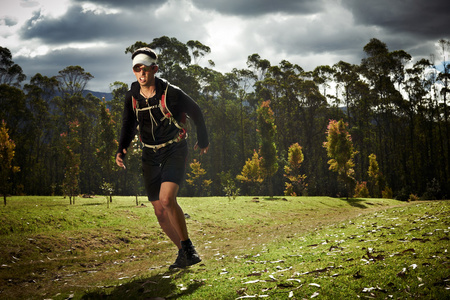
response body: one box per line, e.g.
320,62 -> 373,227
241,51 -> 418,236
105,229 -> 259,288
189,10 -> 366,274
0,196 -> 448,299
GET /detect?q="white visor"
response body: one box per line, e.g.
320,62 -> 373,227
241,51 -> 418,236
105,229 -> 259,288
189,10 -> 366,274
132,53 -> 157,67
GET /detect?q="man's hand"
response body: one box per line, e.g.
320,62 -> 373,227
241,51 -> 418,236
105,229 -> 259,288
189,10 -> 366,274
194,142 -> 209,155
116,149 -> 127,169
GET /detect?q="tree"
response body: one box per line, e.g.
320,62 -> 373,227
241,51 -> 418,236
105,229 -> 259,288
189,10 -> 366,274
187,40 -> 211,65
186,159 -> 212,196
323,119 -> 357,198
232,68 -> 258,167
0,47 -> 26,86
257,100 -> 278,197
437,39 -> 450,178
247,53 -> 271,81
23,74 -> 59,194
96,98 -> 117,184
61,120 -> 81,205
57,66 -> 93,96
0,84 -> 28,137
359,38 -> 411,192
0,120 -> 20,205
237,150 -> 264,195
333,61 -> 359,119
312,65 -> 335,102
367,153 -> 384,197
284,143 -> 307,196
110,81 -> 129,124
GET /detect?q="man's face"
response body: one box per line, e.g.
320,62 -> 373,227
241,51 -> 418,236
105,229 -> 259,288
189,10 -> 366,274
133,64 -> 158,86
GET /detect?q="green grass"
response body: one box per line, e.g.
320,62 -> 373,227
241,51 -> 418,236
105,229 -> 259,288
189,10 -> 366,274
0,196 -> 448,299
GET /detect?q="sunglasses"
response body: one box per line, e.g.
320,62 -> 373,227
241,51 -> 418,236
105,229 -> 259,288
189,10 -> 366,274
133,65 -> 154,73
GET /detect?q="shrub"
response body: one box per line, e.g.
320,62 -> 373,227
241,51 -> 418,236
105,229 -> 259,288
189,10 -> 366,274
284,143 -> 307,196
408,193 -> 419,202
354,181 -> 370,198
382,186 -> 393,199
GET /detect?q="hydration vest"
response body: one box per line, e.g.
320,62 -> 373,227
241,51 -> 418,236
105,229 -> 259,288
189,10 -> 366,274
132,82 -> 187,150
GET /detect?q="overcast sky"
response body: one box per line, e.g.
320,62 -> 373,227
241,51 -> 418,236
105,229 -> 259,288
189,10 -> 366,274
0,0 -> 449,92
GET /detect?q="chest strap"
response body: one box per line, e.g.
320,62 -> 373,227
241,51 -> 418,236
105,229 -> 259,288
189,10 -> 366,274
141,128 -> 187,151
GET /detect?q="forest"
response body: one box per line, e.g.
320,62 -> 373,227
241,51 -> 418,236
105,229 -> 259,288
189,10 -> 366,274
1,37 -> 449,201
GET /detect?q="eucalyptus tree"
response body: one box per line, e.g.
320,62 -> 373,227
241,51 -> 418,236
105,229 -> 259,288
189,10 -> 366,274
257,100 -> 278,197
296,79 -> 331,195
53,66 -> 101,195
332,61 -> 359,121
333,61 -> 374,182
194,67 -> 243,195
312,64 -> 335,103
0,46 -> 26,87
232,67 -> 258,165
359,38 -> 412,191
23,74 -> 59,194
436,39 -> 450,180
247,53 -> 271,82
403,59 -> 435,191
187,40 -> 211,65
255,60 -> 304,151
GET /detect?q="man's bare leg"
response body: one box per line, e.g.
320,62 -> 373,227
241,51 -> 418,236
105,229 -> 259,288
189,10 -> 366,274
158,182 -> 189,241
157,181 -> 201,267
151,199 -> 182,249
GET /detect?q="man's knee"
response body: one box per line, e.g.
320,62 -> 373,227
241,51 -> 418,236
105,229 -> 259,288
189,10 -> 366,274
159,195 -> 175,210
151,200 -> 166,220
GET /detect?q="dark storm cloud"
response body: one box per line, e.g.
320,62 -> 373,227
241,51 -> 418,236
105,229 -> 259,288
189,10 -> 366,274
342,0 -> 449,38
14,45 -> 133,91
18,1 -> 207,46
19,5 -> 134,44
190,0 -> 325,16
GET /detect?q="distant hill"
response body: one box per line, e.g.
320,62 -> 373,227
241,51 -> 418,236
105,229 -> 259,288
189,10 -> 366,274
83,90 -> 113,101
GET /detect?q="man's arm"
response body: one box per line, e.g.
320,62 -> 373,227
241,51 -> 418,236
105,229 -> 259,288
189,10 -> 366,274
116,91 -> 137,167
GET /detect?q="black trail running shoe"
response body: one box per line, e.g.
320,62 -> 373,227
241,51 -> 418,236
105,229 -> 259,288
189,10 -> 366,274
169,249 -> 187,270
183,243 -> 201,267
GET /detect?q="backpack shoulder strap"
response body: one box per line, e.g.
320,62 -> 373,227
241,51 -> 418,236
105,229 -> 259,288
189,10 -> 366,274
160,82 -> 171,118
132,96 -> 138,120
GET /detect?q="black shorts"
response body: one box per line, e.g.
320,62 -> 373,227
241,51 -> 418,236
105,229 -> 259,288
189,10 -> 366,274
142,140 -> 188,201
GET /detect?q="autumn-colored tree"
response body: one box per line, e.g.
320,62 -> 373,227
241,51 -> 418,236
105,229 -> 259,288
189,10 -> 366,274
284,143 -> 307,196
257,100 -> 278,197
354,181 -> 370,198
0,120 -> 20,205
237,150 -> 264,195
61,120 -> 81,205
323,119 -> 357,198
186,159 -> 212,196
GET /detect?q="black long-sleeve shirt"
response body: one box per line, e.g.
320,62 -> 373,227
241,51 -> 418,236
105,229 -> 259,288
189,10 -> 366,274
117,77 -> 208,155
